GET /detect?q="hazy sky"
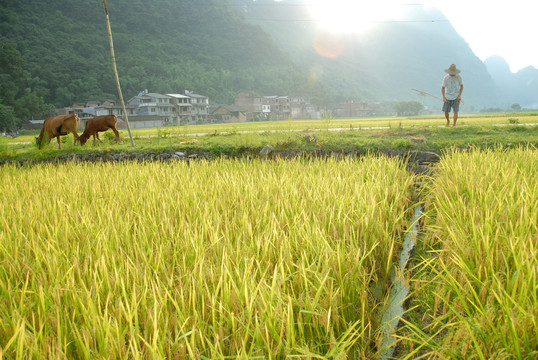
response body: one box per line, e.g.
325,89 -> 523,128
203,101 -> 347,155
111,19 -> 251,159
424,0 -> 537,72
302,0 -> 538,72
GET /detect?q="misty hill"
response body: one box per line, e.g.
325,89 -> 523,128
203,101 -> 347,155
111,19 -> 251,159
484,56 -> 538,108
0,0 -> 324,108
237,0 -> 506,111
2,0 -> 536,115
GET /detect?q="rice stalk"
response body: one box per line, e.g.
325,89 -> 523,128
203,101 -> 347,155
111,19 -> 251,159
0,157 -> 415,358
404,146 -> 537,358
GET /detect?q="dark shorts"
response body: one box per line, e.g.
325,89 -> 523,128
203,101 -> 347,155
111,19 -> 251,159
443,99 -> 460,113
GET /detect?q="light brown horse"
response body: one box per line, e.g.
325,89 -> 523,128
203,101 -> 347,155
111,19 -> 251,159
79,115 -> 120,145
36,113 -> 80,149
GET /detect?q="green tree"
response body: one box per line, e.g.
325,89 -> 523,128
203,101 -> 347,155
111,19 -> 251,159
55,86 -> 76,107
0,38 -> 56,128
510,103 -> 521,111
0,38 -> 26,105
394,101 -> 424,116
0,104 -> 18,132
14,90 -> 55,121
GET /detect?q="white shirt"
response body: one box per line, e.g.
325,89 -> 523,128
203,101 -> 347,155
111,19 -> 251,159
442,75 -> 463,100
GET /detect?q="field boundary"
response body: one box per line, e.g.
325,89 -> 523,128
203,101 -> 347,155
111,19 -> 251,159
0,149 -> 441,173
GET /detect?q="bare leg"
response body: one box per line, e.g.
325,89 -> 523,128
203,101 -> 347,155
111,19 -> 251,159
453,111 -> 458,127
112,128 -> 120,142
72,131 -> 80,145
444,112 -> 450,126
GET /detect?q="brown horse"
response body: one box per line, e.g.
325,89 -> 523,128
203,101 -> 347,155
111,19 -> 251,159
79,115 -> 120,145
36,113 -> 80,149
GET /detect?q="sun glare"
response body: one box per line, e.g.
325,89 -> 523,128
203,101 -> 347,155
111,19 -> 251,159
310,0 -> 402,34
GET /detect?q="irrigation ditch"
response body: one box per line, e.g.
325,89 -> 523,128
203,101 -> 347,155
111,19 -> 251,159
379,204 -> 423,358
374,150 -> 438,358
1,147 -> 440,358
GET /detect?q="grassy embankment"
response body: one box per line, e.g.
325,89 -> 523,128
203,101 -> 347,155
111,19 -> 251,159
1,113 -> 537,161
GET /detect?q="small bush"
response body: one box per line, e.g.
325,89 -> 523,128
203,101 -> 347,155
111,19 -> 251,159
391,138 -> 411,150
0,144 -> 14,158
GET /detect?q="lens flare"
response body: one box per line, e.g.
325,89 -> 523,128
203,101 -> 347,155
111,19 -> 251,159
313,31 -> 345,58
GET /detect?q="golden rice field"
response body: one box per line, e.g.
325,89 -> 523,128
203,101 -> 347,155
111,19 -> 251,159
0,157 -> 416,359
1,147 -> 536,359
403,147 -> 537,359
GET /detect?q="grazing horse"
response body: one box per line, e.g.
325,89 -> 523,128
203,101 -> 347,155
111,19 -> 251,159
36,113 -> 80,149
79,115 -> 120,145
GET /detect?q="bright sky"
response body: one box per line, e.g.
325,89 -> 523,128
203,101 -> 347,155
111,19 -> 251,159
306,0 -> 538,72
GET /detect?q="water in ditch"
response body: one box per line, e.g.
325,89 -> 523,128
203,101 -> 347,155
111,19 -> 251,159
379,204 -> 422,359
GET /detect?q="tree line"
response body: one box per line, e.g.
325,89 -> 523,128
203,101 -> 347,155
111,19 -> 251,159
0,39 -> 56,132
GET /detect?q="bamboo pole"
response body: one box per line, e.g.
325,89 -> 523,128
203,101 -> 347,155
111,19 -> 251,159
412,88 -> 443,101
102,0 -> 135,147
412,88 -> 464,105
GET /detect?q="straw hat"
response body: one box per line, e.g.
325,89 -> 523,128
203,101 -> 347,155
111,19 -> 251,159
444,64 -> 461,75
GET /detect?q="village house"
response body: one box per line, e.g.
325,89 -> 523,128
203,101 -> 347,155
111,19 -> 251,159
336,100 -> 374,118
234,91 -> 319,120
166,93 -> 192,125
290,96 -> 321,120
181,91 -> 209,124
52,90 -> 379,130
210,105 -> 247,123
57,90 -> 211,129
234,90 -> 263,120
125,90 -> 175,128
234,91 -> 289,120
263,96 -> 291,120
57,100 -> 135,128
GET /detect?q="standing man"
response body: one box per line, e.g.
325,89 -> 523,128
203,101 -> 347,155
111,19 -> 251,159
442,64 -> 464,127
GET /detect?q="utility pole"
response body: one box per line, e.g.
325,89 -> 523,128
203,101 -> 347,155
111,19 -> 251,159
102,0 -> 135,147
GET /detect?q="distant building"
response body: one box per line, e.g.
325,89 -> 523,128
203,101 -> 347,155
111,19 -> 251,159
167,93 -> 192,125
54,89 -> 211,129
234,91 -> 319,120
336,100 -> 374,118
263,96 -> 291,120
234,90 -> 263,120
210,105 -> 247,123
290,96 -> 320,120
58,100 -> 135,128
120,89 -> 210,128
126,91 -> 174,128
181,91 -> 209,124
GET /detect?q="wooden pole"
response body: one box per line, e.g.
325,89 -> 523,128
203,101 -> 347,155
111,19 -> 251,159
412,89 -> 443,102
102,0 -> 135,147
412,88 -> 464,105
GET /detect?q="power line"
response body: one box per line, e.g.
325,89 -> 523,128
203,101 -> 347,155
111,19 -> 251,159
230,1 -> 448,24
246,18 -> 449,23
227,2 -> 427,6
